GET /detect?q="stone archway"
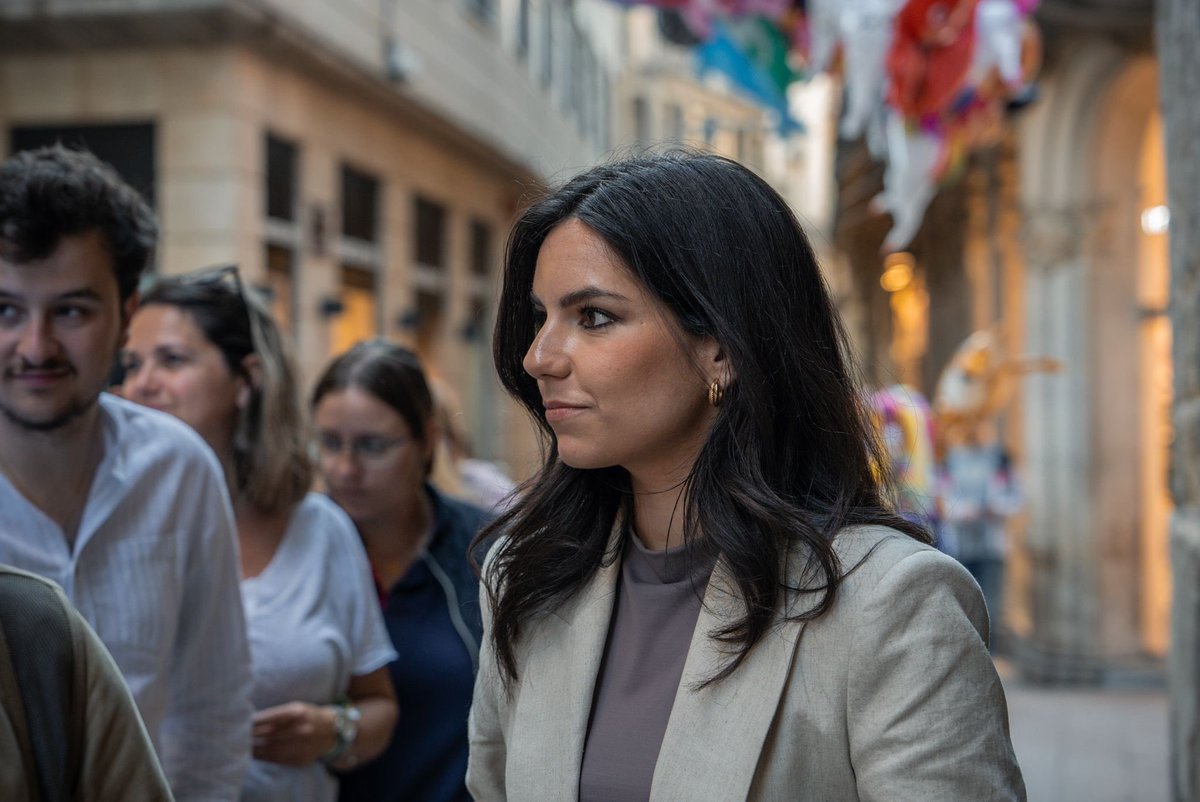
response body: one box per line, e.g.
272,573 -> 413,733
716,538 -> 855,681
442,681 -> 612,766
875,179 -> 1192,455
1013,40 -> 1166,680
1087,54 -> 1170,664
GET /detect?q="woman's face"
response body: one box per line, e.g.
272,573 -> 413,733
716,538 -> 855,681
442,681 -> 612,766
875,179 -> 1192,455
123,304 -> 245,453
522,218 -> 722,486
312,386 -> 432,528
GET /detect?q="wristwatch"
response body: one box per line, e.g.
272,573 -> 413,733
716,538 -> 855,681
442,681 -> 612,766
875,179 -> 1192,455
323,703 -> 362,766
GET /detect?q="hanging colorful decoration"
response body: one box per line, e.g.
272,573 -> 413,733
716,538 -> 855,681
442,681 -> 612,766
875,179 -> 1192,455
696,16 -> 804,133
611,0 -> 805,132
607,0 -> 1043,250
868,0 -> 1042,252
869,384 -> 940,530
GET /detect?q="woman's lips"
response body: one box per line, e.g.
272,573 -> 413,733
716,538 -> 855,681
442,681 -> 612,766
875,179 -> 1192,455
543,402 -> 587,423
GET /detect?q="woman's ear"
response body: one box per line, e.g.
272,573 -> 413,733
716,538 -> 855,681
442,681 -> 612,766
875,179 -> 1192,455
697,336 -> 735,387
237,354 -> 263,410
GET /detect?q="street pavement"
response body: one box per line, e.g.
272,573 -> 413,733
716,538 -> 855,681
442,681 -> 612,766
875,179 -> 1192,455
1002,665 -> 1169,801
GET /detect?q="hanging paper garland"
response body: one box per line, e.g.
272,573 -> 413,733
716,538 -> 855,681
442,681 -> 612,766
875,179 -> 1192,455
603,0 -> 1043,252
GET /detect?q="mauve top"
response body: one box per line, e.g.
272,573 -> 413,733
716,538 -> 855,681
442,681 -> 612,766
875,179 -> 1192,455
578,535 -> 716,801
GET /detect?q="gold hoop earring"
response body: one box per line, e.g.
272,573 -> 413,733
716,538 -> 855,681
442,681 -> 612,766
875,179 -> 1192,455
708,379 -> 724,407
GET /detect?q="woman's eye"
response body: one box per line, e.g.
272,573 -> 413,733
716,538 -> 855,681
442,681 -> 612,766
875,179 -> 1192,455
580,307 -> 615,329
161,353 -> 187,368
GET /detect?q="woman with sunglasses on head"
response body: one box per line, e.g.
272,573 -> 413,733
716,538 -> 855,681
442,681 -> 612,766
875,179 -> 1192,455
466,153 -> 1025,801
121,271 -> 398,802
310,340 -> 493,802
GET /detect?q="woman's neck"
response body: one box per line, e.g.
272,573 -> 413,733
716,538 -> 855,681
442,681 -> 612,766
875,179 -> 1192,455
357,486 -> 435,586
236,501 -> 294,579
629,474 -> 690,552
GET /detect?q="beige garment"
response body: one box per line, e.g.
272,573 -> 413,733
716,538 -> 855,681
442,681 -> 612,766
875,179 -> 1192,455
0,565 -> 174,802
467,525 -> 1026,802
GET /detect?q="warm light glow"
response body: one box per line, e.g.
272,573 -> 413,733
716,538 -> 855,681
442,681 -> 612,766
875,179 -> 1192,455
880,252 -> 916,292
1141,205 -> 1170,235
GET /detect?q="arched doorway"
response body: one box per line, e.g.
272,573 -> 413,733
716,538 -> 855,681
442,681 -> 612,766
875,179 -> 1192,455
1014,47 -> 1169,679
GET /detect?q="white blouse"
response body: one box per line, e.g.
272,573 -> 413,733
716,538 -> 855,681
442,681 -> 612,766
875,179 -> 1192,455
240,493 -> 397,802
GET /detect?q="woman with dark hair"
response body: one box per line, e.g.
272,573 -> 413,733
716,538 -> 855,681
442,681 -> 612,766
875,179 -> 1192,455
310,340 -> 492,802
121,271 -> 398,801
467,153 -> 1025,801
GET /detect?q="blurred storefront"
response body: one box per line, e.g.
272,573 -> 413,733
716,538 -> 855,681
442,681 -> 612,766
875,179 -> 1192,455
830,0 -> 1166,683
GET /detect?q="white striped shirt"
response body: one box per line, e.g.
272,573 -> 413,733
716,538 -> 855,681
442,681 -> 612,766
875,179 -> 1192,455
0,393 -> 252,801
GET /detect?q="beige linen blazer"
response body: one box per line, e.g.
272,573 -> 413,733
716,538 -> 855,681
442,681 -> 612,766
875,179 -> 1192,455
467,525 -> 1026,801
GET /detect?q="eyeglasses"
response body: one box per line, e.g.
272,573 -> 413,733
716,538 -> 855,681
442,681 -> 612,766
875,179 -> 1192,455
174,264 -> 252,328
179,264 -> 244,295
314,432 -> 408,462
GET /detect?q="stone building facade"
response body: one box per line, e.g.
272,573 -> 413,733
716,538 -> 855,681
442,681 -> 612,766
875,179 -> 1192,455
0,0 -> 828,483
0,0 -> 619,479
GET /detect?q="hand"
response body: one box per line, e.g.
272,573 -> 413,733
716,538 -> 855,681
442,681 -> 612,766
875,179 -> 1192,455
252,701 -> 337,767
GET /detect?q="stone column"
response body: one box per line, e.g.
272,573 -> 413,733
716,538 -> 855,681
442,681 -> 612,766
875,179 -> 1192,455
1017,204 -> 1104,682
1157,0 -> 1200,797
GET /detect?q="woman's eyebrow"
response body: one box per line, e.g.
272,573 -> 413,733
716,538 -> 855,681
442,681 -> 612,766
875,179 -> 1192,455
554,287 -> 630,308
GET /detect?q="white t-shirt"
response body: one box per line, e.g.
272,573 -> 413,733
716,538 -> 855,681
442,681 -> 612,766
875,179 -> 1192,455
240,493 -> 397,802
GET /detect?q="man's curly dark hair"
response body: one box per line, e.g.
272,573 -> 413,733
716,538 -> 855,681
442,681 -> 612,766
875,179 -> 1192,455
0,145 -> 157,301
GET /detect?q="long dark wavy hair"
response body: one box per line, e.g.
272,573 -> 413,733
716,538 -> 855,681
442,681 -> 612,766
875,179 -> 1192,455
473,152 -> 928,689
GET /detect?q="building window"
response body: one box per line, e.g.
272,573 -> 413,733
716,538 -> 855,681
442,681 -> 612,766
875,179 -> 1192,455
466,218 -> 494,358
265,244 -> 295,334
464,223 -> 497,459
469,219 -> 492,278
540,0 -> 554,89
667,103 -> 685,143
333,163 -> 383,355
464,0 -> 495,26
11,122 -> 156,208
597,71 -> 611,152
263,133 -> 300,333
341,165 -> 380,244
415,197 -> 446,270
633,97 -> 649,143
568,24 -> 583,117
413,196 -> 448,360
415,288 -> 444,359
266,135 -> 297,222
516,0 -> 531,61
333,266 -> 380,356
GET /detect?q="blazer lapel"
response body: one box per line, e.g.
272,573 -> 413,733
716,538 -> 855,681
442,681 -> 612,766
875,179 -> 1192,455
510,527 -> 622,800
650,561 -> 805,801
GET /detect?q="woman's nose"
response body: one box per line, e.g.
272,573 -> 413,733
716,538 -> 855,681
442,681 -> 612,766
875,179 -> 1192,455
522,321 -> 569,380
123,363 -> 157,400
322,447 -> 361,482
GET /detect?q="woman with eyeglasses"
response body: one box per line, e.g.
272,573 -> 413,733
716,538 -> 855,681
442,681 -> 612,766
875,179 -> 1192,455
309,339 -> 493,802
121,272 -> 398,802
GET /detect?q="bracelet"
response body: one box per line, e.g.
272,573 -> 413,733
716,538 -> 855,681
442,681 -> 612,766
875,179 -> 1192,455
322,702 -> 362,767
